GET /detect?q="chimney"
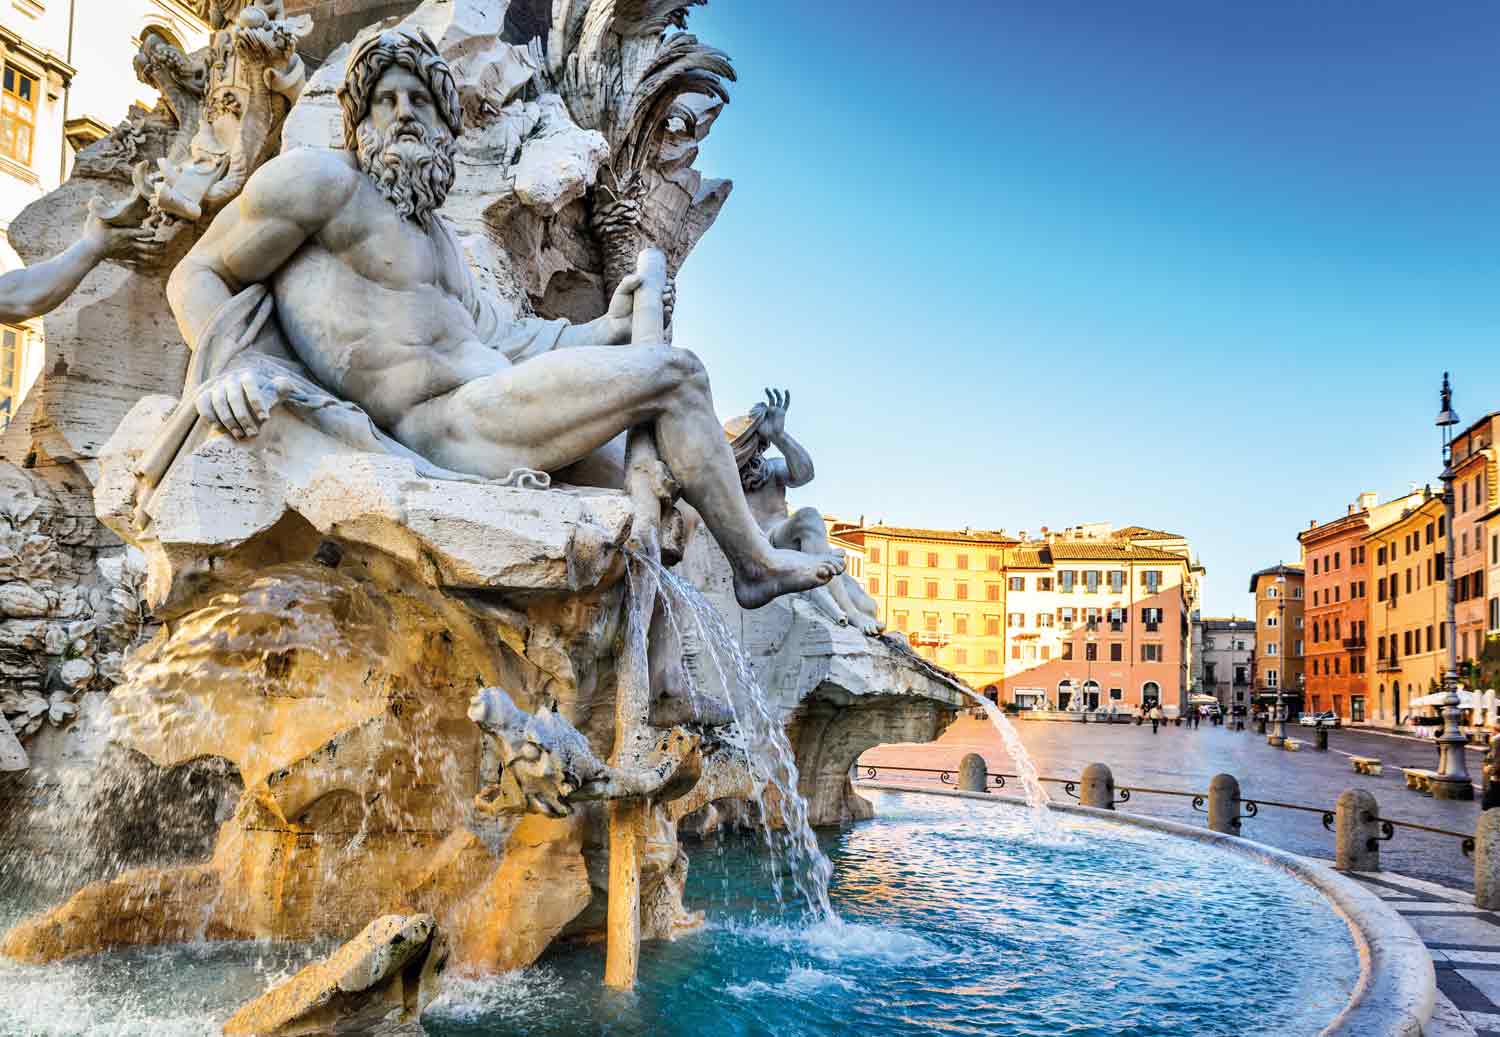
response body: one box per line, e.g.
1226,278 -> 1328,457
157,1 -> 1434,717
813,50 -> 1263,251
1358,492 -> 1376,511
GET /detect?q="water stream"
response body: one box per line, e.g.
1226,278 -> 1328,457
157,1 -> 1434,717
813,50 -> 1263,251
956,691 -> 1063,837
630,552 -> 837,924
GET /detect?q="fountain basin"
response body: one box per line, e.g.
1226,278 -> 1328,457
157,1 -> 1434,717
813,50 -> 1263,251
1,788 -> 1414,1036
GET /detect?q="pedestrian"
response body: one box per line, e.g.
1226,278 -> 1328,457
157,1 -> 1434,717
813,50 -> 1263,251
1149,704 -> 1162,734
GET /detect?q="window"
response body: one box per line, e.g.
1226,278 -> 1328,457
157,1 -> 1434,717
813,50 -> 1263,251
924,612 -> 939,633
1294,639 -> 1303,656
1265,642 -> 1278,656
1312,558 -> 1320,576
1008,576 -> 1025,592
984,649 -> 999,665
1085,642 -> 1098,661
1292,585 -> 1303,599
956,553 -> 969,570
1037,576 -> 1053,591
1142,607 -> 1162,630
1405,569 -> 1412,594
1265,613 -> 1278,628
1404,630 -> 1413,656
1142,570 -> 1162,593
1267,586 -> 1279,599
1108,570 -> 1124,593
895,578 -> 909,596
894,611 -> 908,631
869,547 -> 881,564
1059,607 -> 1075,629
953,614 -> 968,635
1084,570 -> 1100,593
1059,571 -> 1075,593
1141,644 -> 1162,662
1265,669 -> 1279,688
1041,646 -> 1051,660
925,580 -> 938,598
954,647 -> 967,665
987,554 -> 1002,571
1109,688 -> 1123,701
1377,546 -> 1386,565
985,615 -> 1000,637
986,584 -> 1001,601
1011,644 -> 1021,660
1108,607 -> 1124,631
1007,612 -> 1025,628
1436,553 -> 1445,580
896,549 -> 910,566
926,552 -> 939,568
0,66 -> 36,166
1036,613 -> 1054,628
867,577 -> 879,595
1427,626 -> 1434,652
0,326 -> 18,395
1334,550 -> 1341,569
1109,643 -> 1122,662
955,582 -> 968,600
1061,642 -> 1074,660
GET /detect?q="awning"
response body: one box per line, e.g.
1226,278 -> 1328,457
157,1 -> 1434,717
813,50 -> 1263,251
1187,694 -> 1218,705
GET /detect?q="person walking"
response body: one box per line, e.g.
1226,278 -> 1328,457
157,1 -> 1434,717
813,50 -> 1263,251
1149,704 -> 1163,734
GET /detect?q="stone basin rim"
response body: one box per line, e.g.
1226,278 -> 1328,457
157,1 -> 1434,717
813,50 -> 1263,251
856,780 -> 1435,1037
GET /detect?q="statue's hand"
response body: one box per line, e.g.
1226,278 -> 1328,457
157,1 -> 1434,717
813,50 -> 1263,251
194,362 -> 296,439
761,387 -> 790,438
605,272 -> 644,343
82,206 -> 158,264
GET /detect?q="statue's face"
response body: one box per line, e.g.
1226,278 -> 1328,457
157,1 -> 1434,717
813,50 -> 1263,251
366,64 -> 444,143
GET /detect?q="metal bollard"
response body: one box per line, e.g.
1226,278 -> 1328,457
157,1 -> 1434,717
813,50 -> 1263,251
1206,773 -> 1240,834
1334,788 -> 1381,872
958,753 -> 987,793
1476,809 -> 1500,909
1316,727 -> 1328,751
1080,762 -> 1115,809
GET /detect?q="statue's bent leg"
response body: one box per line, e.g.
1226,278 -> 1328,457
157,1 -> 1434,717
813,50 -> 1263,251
394,346 -> 842,608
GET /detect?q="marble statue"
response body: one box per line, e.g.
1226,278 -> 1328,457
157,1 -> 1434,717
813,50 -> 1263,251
726,389 -> 884,634
154,26 -> 840,610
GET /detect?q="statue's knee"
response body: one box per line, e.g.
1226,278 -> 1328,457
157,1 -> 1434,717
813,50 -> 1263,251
664,347 -> 709,395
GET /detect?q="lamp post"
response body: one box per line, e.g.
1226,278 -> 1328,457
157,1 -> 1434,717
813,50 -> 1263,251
1268,578 -> 1288,747
1431,373 -> 1474,799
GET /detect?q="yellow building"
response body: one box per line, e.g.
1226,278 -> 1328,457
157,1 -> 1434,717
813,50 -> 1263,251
837,521 -> 1202,709
841,524 -> 1018,689
1366,490 -> 1446,724
1249,564 -> 1305,711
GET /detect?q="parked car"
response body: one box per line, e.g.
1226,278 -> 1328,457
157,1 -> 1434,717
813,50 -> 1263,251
1298,711 -> 1340,728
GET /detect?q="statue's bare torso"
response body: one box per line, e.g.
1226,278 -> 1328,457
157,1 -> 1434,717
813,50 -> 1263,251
271,155 -> 503,431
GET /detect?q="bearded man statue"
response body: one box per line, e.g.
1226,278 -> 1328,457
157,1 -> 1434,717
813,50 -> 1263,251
157,27 -> 841,609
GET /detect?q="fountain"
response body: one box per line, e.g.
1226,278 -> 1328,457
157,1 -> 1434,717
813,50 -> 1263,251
0,3 -> 1431,1034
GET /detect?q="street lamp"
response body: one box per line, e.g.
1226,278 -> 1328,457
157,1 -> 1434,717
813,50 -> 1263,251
1268,577 -> 1288,747
1431,372 -> 1474,800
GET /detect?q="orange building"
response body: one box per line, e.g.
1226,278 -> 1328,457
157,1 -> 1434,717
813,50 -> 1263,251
1449,412 -> 1499,675
1249,564 -> 1304,713
1367,490 -> 1447,725
1298,490 -> 1424,723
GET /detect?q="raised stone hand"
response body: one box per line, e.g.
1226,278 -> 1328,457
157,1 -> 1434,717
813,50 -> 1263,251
760,387 -> 789,439
194,359 -> 298,439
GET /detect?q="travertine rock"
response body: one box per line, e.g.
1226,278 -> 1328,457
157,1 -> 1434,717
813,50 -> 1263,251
222,913 -> 447,1037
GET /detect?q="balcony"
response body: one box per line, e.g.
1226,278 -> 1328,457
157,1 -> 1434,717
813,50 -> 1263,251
908,631 -> 949,648
1342,637 -> 1366,650
1376,659 -> 1400,673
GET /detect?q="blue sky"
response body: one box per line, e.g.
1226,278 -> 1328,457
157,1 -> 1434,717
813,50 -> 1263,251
668,1 -> 1500,617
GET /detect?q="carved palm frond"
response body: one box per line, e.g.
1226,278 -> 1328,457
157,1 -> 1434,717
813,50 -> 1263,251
614,0 -> 708,35
614,34 -> 733,178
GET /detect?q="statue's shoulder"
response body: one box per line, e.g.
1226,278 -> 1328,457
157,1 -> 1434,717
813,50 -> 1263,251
243,147 -> 361,225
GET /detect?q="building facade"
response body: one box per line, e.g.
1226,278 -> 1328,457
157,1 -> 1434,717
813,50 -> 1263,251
0,0 -> 207,426
1249,564 -> 1304,713
1367,490 -> 1446,724
845,521 -> 1201,712
1297,490 -> 1424,723
1449,413 -> 1498,677
1196,616 -> 1254,712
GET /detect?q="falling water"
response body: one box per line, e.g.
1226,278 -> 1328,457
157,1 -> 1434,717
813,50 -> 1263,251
629,552 -> 837,924
957,689 -> 1062,837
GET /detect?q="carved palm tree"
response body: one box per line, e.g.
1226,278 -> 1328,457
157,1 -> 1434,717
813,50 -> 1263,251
547,0 -> 735,294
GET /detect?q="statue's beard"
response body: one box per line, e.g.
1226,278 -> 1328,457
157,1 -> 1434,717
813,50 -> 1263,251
355,118 -> 455,227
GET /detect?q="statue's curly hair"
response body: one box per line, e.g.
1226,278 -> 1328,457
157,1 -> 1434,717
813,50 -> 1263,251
337,27 -> 462,152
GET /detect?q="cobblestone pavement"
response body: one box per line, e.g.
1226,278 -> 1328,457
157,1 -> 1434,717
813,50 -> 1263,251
860,715 -> 1487,890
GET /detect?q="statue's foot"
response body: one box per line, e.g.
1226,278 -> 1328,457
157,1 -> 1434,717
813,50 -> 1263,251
734,549 -> 844,609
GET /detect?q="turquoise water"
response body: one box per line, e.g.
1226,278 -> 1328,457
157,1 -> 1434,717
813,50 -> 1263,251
0,791 -> 1358,1036
426,791 -> 1358,1037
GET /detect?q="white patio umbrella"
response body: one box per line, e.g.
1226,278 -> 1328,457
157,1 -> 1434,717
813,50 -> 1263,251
1410,688 -> 1480,710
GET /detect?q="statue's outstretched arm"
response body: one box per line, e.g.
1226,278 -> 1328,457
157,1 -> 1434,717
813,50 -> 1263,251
0,207 -> 150,324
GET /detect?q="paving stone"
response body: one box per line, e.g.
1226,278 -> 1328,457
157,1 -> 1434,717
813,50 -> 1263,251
1461,971 -> 1500,1004
1464,1010 -> 1500,1032
1446,951 -> 1500,966
1409,915 -> 1500,946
